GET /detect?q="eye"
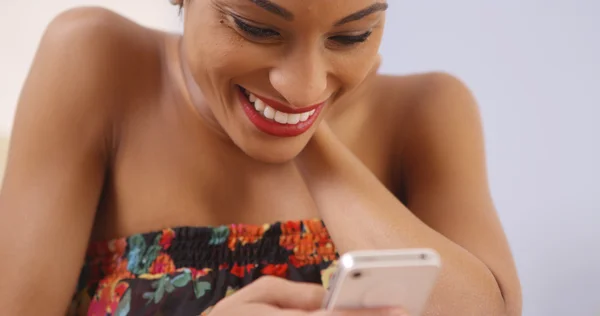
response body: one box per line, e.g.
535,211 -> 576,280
329,31 -> 373,46
231,16 -> 280,40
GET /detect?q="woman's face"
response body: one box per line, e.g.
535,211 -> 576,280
182,0 -> 387,163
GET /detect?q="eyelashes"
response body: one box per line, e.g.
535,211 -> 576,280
329,31 -> 373,45
233,16 -> 280,38
231,16 -> 373,46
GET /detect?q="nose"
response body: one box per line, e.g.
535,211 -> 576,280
269,46 -> 328,108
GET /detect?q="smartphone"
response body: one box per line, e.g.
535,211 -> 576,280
322,248 -> 441,316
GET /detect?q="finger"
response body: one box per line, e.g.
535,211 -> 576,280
313,307 -> 409,316
238,303 -> 312,316
234,276 -> 326,310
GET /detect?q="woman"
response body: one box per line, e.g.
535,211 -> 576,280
0,0 -> 522,315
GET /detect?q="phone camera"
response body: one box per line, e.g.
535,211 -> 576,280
351,271 -> 362,279
420,253 -> 428,260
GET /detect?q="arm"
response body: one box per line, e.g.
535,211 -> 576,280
0,8 -> 124,315
296,73 -> 521,315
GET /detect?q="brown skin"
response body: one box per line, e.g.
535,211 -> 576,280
206,276 -> 406,316
0,2 -> 521,316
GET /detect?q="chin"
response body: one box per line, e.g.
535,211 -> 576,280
221,84 -> 326,164
233,135 -> 310,164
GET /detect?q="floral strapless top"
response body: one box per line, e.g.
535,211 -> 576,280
69,219 -> 339,316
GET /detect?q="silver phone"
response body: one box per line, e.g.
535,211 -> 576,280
323,248 -> 441,316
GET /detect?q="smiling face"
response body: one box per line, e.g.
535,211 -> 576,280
180,0 -> 387,163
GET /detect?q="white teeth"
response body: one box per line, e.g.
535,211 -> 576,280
274,111 -> 288,124
244,89 -> 317,125
254,99 -> 265,112
263,106 -> 276,119
300,112 -> 310,122
263,106 -> 315,124
287,113 -> 301,124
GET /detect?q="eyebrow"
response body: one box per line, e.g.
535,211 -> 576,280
246,1 -> 388,26
248,0 -> 294,21
334,2 -> 388,26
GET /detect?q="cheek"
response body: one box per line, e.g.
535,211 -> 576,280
326,33 -> 382,90
185,33 -> 240,76
183,15 -> 243,78
183,21 -> 275,85
331,49 -> 380,90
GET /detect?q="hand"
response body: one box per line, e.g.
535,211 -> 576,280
209,276 -> 408,316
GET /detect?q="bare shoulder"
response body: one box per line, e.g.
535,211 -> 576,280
48,6 -> 137,30
43,6 -> 158,59
0,7 -> 171,314
374,71 -> 478,119
45,6 -> 161,49
372,72 -> 482,152
16,6 -> 172,152
37,6 -> 166,109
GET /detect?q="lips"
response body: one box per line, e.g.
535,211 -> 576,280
237,86 -> 324,137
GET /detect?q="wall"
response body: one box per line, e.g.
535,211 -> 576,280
1,1 -> 599,315
0,0 -> 182,135
379,2 -> 600,315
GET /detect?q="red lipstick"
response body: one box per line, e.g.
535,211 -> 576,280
237,86 -> 324,138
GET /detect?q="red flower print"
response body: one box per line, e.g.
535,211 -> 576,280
113,282 -> 129,300
261,264 -> 288,278
317,242 -> 337,261
279,234 -> 300,251
107,238 -> 127,257
289,255 -> 304,268
219,262 -> 229,270
148,253 -> 176,274
281,221 -> 302,235
228,224 -> 266,250
227,237 -> 237,252
159,229 -> 175,250
304,220 -> 325,235
294,235 -> 319,264
230,263 -> 255,278
192,268 -> 212,280
88,271 -> 131,315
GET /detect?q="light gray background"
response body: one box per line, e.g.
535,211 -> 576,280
1,1 -> 598,315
